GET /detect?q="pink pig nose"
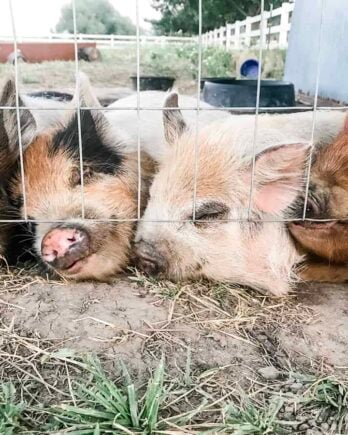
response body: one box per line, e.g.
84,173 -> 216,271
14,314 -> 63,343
41,227 -> 90,271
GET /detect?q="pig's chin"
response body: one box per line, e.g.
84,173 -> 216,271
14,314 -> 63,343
61,255 -> 91,276
48,253 -> 120,282
289,220 -> 347,237
165,262 -> 204,282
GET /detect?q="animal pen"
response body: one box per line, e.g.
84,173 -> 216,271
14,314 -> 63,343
0,0 -> 347,433
1,0 -> 346,228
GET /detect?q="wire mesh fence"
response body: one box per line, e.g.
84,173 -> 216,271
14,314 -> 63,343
0,0 -> 345,227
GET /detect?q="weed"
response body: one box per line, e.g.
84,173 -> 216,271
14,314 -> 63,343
0,384 -> 26,435
305,377 -> 348,432
223,398 -> 284,434
48,356 -> 168,433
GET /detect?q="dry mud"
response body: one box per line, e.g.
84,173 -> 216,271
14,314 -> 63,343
1,277 -> 347,379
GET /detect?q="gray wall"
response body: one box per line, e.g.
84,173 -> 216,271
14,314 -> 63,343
284,0 -> 348,103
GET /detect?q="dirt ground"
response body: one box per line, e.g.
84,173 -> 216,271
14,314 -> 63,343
0,269 -> 347,432
1,274 -> 347,376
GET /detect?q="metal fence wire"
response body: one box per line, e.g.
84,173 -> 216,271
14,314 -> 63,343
1,0 -> 344,225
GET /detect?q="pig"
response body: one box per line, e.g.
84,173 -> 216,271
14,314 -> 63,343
105,91 -> 230,163
2,76 -> 225,275
0,78 -> 78,263
0,78 -> 37,258
5,75 -> 154,281
135,93 -> 346,296
289,114 -> 348,282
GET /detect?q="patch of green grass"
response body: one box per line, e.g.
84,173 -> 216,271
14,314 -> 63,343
0,384 -> 27,435
1,351 -> 347,434
223,398 -> 284,435
305,377 -> 348,432
48,355 -> 166,433
0,44 -> 285,94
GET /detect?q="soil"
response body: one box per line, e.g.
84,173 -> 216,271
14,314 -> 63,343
1,277 -> 347,379
279,283 -> 348,368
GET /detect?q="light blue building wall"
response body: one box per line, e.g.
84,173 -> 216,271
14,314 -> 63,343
284,0 -> 348,103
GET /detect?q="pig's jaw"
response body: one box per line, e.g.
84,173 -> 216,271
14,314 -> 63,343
198,223 -> 302,296
239,223 -> 302,296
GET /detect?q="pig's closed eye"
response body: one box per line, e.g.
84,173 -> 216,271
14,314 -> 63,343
305,195 -> 321,217
192,201 -> 229,224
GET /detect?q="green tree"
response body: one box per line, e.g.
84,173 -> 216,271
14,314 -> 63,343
56,0 -> 136,35
150,0 -> 284,35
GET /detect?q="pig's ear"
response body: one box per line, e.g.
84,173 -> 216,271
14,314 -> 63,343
249,143 -> 309,215
74,72 -> 101,109
163,92 -> 187,145
0,77 -> 36,153
343,112 -> 348,133
65,72 -> 102,124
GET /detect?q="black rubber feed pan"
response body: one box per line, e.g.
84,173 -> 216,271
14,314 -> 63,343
131,75 -> 175,91
203,79 -> 295,108
28,91 -> 73,102
200,76 -> 235,91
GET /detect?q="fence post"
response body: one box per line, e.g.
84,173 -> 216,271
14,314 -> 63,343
226,23 -> 232,49
244,17 -> 251,48
234,20 -> 240,49
279,2 -> 291,48
220,26 -> 226,46
261,9 -> 268,49
213,28 -> 219,46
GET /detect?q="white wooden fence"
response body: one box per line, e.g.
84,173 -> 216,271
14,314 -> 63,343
0,33 -> 195,46
202,2 -> 294,50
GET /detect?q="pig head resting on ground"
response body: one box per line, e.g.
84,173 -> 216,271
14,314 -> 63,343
0,79 -> 38,258
135,94 -> 346,296
4,75 -> 154,281
289,114 -> 348,282
3,77 -> 221,281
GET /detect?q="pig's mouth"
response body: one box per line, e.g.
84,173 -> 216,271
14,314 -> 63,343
40,224 -> 95,276
64,256 -> 90,274
290,220 -> 346,231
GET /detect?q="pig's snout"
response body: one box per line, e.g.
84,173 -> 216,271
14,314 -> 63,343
135,240 -> 167,276
41,227 -> 90,271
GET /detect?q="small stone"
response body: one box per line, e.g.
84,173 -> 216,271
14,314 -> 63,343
308,419 -> 317,427
299,423 -> 309,431
320,422 -> 329,431
285,405 -> 294,413
330,422 -> 337,432
283,412 -> 293,420
257,366 -> 281,380
290,382 -> 303,391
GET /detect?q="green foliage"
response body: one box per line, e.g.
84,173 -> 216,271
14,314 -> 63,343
150,0 -> 284,36
224,398 -> 284,434
56,0 -> 136,35
141,43 -> 235,78
0,359 -> 347,433
306,377 -> 348,433
0,384 -> 26,435
49,355 -> 166,433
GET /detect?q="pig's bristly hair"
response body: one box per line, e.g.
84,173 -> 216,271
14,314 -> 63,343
50,109 -> 124,176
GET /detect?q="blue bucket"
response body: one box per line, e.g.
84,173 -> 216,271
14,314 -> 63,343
240,59 -> 259,78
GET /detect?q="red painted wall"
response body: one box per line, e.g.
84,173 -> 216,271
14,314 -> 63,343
0,42 -> 96,63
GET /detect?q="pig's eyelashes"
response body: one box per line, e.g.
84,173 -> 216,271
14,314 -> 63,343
192,201 -> 229,224
305,196 -> 320,218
